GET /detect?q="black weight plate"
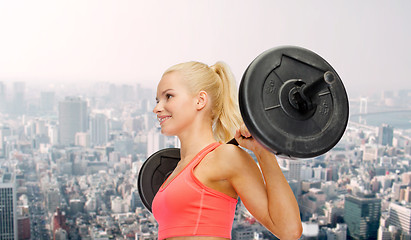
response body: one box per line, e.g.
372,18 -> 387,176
138,148 -> 180,212
239,46 -> 349,158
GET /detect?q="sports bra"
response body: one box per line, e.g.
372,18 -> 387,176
152,142 -> 238,240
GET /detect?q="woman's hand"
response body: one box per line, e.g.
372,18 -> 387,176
234,124 -> 270,156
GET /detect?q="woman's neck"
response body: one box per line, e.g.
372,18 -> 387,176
178,122 -> 216,164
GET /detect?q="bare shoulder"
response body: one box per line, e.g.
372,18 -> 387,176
212,143 -> 257,175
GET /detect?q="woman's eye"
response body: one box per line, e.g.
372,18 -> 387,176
166,94 -> 173,99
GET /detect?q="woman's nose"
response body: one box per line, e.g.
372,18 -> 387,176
153,101 -> 162,114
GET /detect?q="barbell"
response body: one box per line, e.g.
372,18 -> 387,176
138,46 -> 349,212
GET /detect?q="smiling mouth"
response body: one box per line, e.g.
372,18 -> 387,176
158,116 -> 171,125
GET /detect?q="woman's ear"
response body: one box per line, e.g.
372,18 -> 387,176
196,91 -> 208,110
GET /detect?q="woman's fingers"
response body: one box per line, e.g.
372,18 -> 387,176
235,123 -> 271,156
235,124 -> 256,151
239,124 -> 252,138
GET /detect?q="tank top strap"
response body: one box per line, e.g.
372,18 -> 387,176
190,142 -> 221,168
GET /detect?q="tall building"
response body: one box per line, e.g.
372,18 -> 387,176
279,158 -> 302,181
17,217 -> 30,240
46,188 -> 61,212
344,193 -> 381,239
0,126 -> 12,158
53,208 -> 69,240
0,127 -> 5,158
90,113 -> 108,146
378,124 -> 394,146
58,97 -> 88,145
48,124 -> 59,146
388,202 -> 411,235
12,82 -> 26,115
0,173 -> 18,240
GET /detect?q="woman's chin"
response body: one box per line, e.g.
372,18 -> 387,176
160,128 -> 175,136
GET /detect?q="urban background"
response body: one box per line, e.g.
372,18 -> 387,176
1,81 -> 411,240
1,0 -> 411,239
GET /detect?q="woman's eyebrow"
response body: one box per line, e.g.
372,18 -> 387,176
156,89 -> 174,101
161,89 -> 174,96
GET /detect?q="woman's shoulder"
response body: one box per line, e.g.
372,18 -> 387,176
212,143 -> 255,172
215,142 -> 246,155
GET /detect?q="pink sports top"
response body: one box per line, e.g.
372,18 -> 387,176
152,142 -> 238,240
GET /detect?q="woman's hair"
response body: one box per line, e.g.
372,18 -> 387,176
163,61 -> 242,142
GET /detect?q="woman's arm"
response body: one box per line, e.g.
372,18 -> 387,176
225,124 -> 302,240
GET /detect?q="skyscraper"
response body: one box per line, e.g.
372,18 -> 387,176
0,173 -> 18,240
378,124 -> 394,146
53,208 -> 68,240
12,82 -> 26,115
279,158 -> 303,182
0,126 -> 11,158
344,193 -> 381,239
388,202 -> 411,235
90,113 -> 108,146
58,97 -> 88,146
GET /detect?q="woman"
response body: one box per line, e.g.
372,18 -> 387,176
152,61 -> 302,240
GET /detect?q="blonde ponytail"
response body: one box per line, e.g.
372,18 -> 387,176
210,62 -> 242,142
163,61 -> 242,142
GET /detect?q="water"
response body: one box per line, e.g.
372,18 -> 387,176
350,111 -> 411,129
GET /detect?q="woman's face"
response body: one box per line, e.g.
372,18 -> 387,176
153,71 -> 198,136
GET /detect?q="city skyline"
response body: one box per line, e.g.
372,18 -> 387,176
0,79 -> 411,239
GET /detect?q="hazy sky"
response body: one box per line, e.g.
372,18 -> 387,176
0,0 -> 410,98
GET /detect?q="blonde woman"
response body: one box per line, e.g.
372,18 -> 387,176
152,61 -> 302,240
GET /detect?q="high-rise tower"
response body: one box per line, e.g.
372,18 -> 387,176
12,82 -> 25,115
344,193 -> 381,239
58,97 -> 88,146
378,124 -> 394,147
388,202 -> 411,236
90,113 -> 108,146
0,173 -> 18,240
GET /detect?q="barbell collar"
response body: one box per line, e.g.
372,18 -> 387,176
302,70 -> 335,99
